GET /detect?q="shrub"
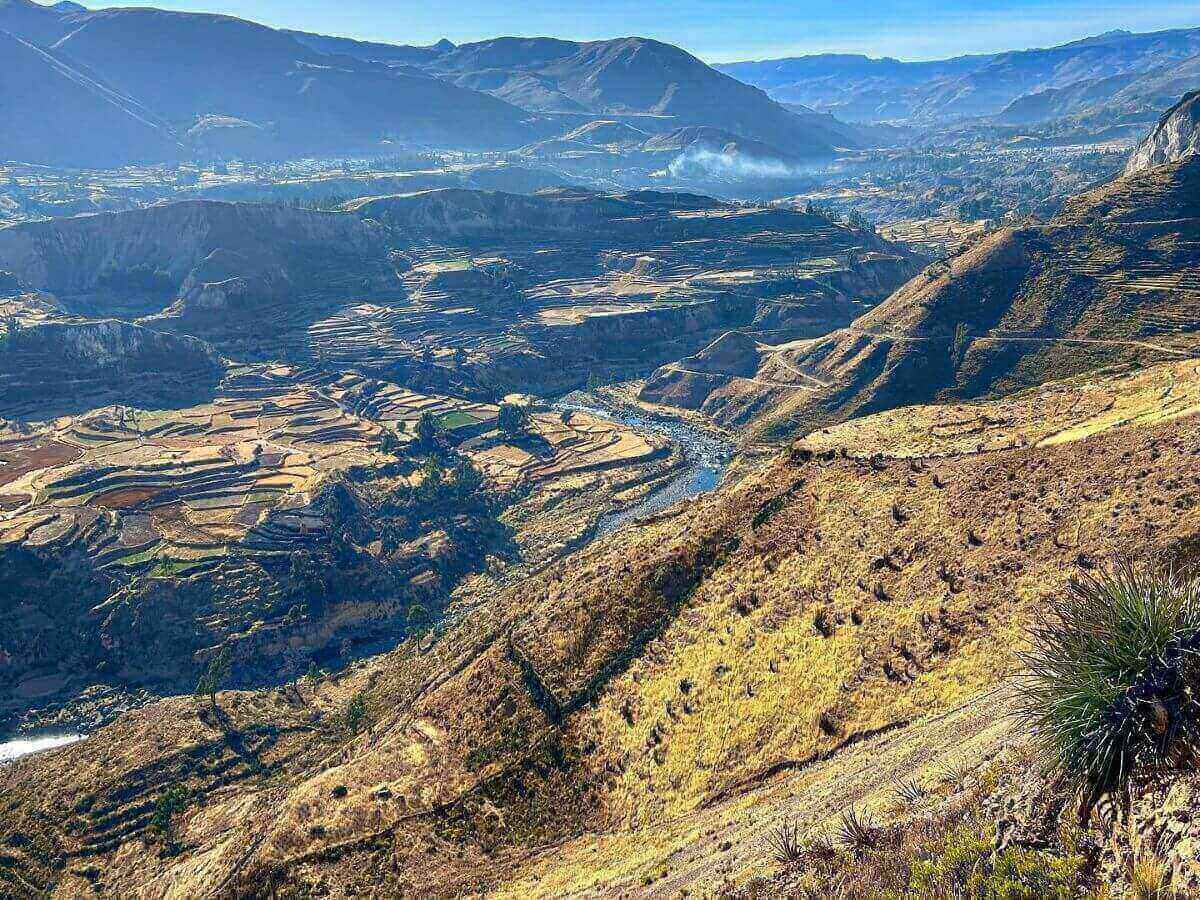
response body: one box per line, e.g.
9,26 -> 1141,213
151,783 -> 190,853
893,776 -> 928,807
151,784 -> 189,834
835,806 -> 878,852
765,819 -> 805,864
343,692 -> 370,735
907,823 -> 1084,899
1017,559 -> 1200,818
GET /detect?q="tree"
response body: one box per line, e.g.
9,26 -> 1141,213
497,402 -> 531,437
150,783 -> 190,853
195,645 -> 233,711
379,424 -> 404,455
415,457 -> 445,505
448,458 -> 485,499
342,692 -> 370,736
415,411 -> 445,449
952,322 -> 970,366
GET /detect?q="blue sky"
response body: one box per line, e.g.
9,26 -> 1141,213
74,0 -> 1200,62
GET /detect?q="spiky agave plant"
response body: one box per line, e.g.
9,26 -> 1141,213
1018,559 -> 1200,820
765,819 -> 806,864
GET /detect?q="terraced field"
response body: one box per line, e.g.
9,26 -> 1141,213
0,366 -> 384,572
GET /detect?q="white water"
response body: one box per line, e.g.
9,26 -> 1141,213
0,733 -> 84,763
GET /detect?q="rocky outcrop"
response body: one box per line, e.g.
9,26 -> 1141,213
0,200 -> 395,312
0,319 -> 223,418
167,249 -> 291,318
1125,90 -> 1200,176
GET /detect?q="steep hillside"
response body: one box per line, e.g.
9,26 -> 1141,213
0,4 -> 537,161
0,30 -> 179,167
0,319 -> 223,417
0,200 -> 396,320
1126,89 -> 1200,175
46,9 -> 536,154
3,355 -> 1198,896
668,151 -> 1200,437
427,37 -> 845,156
994,53 -> 1200,128
0,0 -> 82,45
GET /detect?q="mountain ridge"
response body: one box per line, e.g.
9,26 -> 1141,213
718,26 -> 1200,124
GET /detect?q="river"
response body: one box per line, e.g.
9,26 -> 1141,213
552,390 -> 734,537
0,732 -> 84,763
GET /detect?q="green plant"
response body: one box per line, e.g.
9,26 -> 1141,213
893,776 -> 928,806
1131,856 -> 1178,900
1017,559 -> 1200,818
415,411 -> 445,448
343,692 -> 370,736
907,823 -> 1084,899
195,645 -> 233,710
150,783 -> 190,852
497,401 -> 532,437
835,806 -> 878,852
765,819 -> 805,864
952,322 -> 970,365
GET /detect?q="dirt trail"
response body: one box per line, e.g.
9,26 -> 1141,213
850,327 -> 1193,357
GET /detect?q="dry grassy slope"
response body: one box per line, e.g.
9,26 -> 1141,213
744,156 -> 1200,440
4,360 -> 1200,898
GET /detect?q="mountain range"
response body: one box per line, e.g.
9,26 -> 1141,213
3,98 -> 1200,896
0,0 -> 855,166
719,27 -> 1200,125
4,1 -> 1198,168
638,102 -> 1200,439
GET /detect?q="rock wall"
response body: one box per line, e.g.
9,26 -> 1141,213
0,200 -> 392,304
1125,90 -> 1200,176
0,319 -> 224,417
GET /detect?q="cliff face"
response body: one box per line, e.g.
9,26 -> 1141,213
1125,90 -> 1200,176
0,201 -> 394,308
0,319 -> 223,417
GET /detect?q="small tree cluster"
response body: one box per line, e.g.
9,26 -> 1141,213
497,401 -> 532,437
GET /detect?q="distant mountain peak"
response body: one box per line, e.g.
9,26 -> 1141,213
432,38 -> 455,52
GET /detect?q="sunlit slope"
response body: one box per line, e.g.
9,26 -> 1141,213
3,355 -> 1199,897
742,155 -> 1200,439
